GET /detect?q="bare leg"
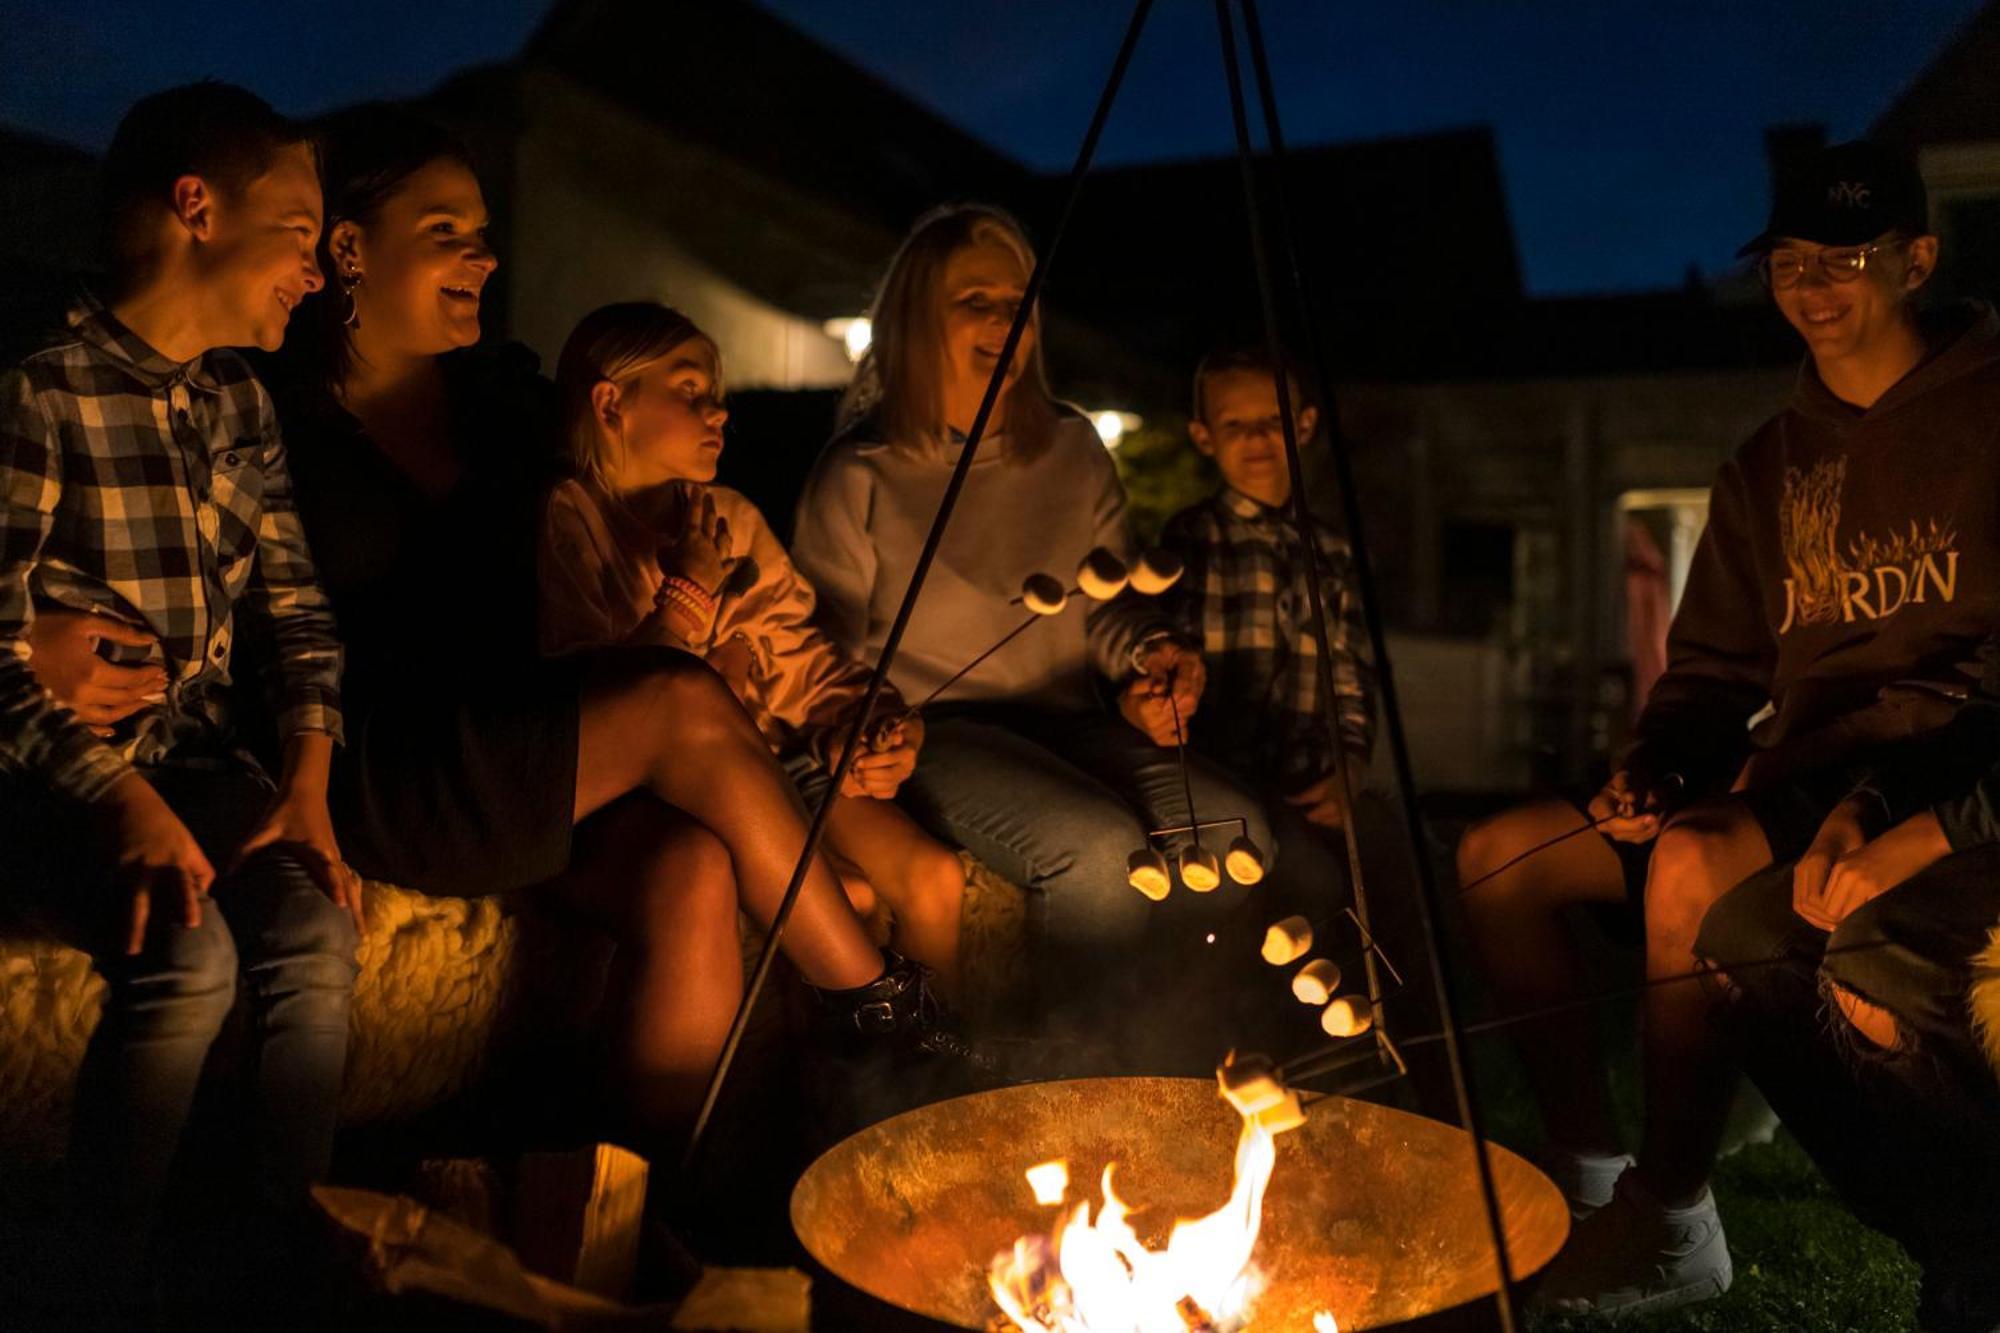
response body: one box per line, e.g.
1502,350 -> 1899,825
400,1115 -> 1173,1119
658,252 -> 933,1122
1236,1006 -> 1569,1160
1458,798 -> 1632,1154
1636,800 -> 1771,1205
555,796 -> 744,1129
827,795 -> 966,1000
573,654 -> 881,991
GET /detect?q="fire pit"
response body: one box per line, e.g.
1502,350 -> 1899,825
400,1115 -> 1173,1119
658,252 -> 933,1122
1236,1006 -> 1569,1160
791,1076 -> 1567,1330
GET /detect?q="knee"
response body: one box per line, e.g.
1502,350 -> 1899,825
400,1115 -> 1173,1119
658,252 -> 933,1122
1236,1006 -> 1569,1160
634,821 -> 736,930
1648,819 -> 1742,933
900,847 -> 965,920
1822,902 -> 1936,1046
121,912 -> 240,1033
1455,812 -> 1545,920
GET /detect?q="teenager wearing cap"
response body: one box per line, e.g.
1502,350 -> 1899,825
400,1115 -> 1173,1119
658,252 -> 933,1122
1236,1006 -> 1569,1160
1457,140 -> 2000,1316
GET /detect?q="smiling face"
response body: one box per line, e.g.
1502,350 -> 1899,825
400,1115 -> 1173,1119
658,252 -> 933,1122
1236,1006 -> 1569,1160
1189,367 -> 1318,508
334,157 -> 496,359
1768,232 -> 1933,366
192,141 -> 324,352
938,236 -> 1035,407
601,341 -> 727,488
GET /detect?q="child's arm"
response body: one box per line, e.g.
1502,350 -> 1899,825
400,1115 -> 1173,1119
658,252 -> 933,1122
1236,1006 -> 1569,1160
538,484 -> 694,655
712,492 -> 904,781
0,367 -> 134,800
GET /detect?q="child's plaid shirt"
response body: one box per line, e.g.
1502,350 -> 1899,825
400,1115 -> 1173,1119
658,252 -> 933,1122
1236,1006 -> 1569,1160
0,290 -> 343,802
1160,486 -> 1373,792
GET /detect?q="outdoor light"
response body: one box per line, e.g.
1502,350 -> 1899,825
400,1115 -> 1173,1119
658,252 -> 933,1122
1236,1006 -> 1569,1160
823,315 -> 872,362
1089,409 -> 1142,447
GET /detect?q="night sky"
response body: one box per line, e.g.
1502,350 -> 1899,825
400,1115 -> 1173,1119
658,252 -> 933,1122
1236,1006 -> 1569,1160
0,0 -> 1983,294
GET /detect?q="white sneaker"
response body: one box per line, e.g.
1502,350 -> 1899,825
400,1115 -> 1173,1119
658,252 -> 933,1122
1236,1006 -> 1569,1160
1537,1145 -> 1636,1222
1532,1169 -> 1733,1319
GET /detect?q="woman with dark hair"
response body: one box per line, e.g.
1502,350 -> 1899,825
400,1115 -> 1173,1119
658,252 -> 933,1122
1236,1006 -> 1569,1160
268,104 -> 945,1131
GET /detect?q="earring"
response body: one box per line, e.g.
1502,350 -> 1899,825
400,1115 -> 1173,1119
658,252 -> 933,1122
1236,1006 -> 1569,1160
340,266 -> 362,330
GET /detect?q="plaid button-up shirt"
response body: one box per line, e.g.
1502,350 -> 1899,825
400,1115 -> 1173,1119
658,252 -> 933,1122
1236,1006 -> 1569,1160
0,289 -> 342,802
1161,486 -> 1374,792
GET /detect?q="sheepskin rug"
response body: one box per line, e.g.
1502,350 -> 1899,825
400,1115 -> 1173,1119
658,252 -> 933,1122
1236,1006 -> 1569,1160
0,855 -> 1027,1170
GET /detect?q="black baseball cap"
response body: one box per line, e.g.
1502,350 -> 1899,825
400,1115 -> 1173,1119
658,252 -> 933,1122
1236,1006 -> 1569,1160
1737,140 -> 1929,256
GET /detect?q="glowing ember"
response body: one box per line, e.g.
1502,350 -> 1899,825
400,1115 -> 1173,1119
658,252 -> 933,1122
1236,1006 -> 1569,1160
989,1082 -> 1289,1330
1027,1160 -> 1071,1207
1313,1313 -> 1340,1332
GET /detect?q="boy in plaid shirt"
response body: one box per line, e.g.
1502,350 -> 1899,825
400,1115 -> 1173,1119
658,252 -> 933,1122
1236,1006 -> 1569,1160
1160,347 -> 1375,837
1,84 -> 356,1312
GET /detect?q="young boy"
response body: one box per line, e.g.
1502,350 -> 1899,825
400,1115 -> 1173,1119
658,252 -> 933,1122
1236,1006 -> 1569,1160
0,83 -> 356,1311
1160,347 -> 1374,829
1461,141 -> 2000,1317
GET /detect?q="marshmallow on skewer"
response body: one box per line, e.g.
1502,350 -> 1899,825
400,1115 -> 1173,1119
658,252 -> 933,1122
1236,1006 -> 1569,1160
1292,958 -> 1342,1006
1321,996 -> 1373,1038
1261,915 -> 1313,966
1127,848 -> 1171,901
1128,548 -> 1185,595
1216,1051 -> 1286,1117
1179,845 -> 1221,892
1075,547 -> 1130,600
1224,836 -> 1266,885
1251,1089 -> 1307,1137
1021,573 -> 1069,616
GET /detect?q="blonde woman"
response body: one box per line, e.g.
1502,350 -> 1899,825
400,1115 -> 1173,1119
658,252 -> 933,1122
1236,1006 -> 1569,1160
541,302 -> 968,997
792,204 -> 1275,1020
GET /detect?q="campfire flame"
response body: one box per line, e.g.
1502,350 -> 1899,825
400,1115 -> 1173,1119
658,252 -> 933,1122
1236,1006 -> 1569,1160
988,1099 -> 1279,1330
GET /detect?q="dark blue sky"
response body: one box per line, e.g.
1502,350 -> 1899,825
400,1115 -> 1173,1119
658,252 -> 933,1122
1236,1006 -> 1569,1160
0,0 -> 1982,294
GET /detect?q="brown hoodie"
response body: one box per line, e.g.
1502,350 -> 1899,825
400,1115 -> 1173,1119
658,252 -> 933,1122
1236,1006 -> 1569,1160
1627,303 -> 2000,794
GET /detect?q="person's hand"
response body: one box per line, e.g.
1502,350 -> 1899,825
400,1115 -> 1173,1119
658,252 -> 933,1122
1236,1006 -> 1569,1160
657,486 -> 731,599
1286,773 -> 1350,830
1119,639 -> 1205,746
94,772 -> 214,955
1792,797 -> 1869,926
235,786 -> 365,936
1585,770 -> 1669,844
1795,807 -> 1950,933
25,610 -> 165,736
832,714 -> 923,799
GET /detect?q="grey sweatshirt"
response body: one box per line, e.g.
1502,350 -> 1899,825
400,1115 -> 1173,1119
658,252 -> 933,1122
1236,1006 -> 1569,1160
791,409 -> 1167,714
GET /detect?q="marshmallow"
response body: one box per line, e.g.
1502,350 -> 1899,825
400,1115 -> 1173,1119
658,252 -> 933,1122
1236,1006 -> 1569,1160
1216,1051 -> 1286,1117
1025,1159 -> 1069,1207
1179,845 -> 1221,892
1250,1089 -> 1307,1137
1128,549 -> 1185,595
1261,915 -> 1313,966
1224,836 -> 1265,885
1292,958 -> 1342,1006
1321,997 -> 1373,1039
1021,573 -> 1069,616
1127,848 -> 1171,901
1076,547 -> 1130,600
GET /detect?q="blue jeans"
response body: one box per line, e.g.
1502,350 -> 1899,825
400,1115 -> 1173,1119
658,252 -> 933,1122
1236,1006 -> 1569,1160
901,705 -> 1276,994
5,766 -> 358,1273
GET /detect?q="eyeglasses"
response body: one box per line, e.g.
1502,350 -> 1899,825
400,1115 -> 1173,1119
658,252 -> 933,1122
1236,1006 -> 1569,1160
1760,243 -> 1892,290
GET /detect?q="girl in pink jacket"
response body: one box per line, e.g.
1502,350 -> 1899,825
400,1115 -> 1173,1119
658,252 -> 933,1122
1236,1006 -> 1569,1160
540,303 -> 965,995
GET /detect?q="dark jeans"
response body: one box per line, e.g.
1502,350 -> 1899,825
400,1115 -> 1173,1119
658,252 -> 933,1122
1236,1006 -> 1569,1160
1695,847 -> 2000,1279
901,705 -> 1276,1034
3,766 -> 358,1277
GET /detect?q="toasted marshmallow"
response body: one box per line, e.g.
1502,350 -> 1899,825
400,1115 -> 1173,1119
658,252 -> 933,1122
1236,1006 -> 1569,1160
1128,549 -> 1185,595
1179,845 -> 1221,892
1216,1051 -> 1286,1117
1292,958 -> 1342,1006
1261,915 -> 1313,966
1127,848 -> 1171,901
1321,997 -> 1373,1038
1224,836 -> 1265,885
1021,573 -> 1069,616
1076,547 -> 1130,600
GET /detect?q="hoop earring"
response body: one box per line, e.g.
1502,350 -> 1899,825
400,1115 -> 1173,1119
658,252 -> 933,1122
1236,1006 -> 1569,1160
340,271 -> 361,330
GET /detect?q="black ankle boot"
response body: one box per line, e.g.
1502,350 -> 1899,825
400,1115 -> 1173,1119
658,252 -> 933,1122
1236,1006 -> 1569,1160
808,952 -> 996,1078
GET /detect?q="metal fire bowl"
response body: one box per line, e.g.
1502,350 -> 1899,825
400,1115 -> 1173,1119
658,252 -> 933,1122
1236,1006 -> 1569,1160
791,1076 -> 1568,1330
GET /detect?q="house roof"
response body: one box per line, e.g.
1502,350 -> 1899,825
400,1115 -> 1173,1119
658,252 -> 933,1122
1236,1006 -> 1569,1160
1871,0 -> 2000,146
